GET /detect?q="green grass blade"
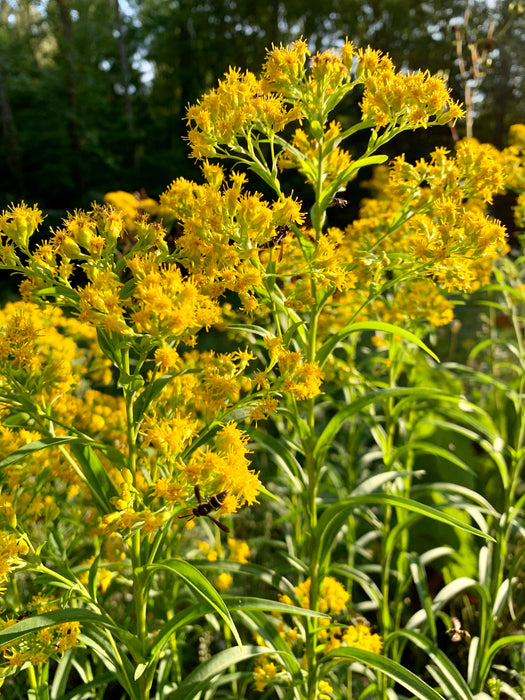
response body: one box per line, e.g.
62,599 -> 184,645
313,387 -> 452,463
316,320 -> 439,367
139,560 -> 242,647
70,443 -> 119,513
164,646 -> 285,700
322,647 -> 446,700
479,634 -> 525,682
315,495 -> 494,576
0,436 -> 84,469
386,629 -> 474,699
406,553 -> 437,641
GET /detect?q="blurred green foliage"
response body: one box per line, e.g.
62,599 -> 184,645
1,0 -> 524,215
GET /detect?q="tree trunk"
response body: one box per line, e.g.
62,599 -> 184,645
0,54 -> 24,194
55,0 -> 83,191
113,0 -> 138,172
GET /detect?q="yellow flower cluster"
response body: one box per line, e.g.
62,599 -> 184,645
342,623 -> 383,654
186,66 -> 304,160
0,202 -> 227,348
160,166 -> 304,308
0,532 -> 26,594
0,301 -> 101,402
358,48 -> 463,130
292,576 -> 350,615
185,39 -> 462,214
257,576 -> 380,694
292,138 -> 506,338
104,190 -> 159,230
0,616 -> 81,680
99,419 -> 260,538
0,302 -> 130,547
374,280 -> 454,328
262,337 -> 325,401
196,537 -> 250,591
253,656 -> 279,692
501,123 -> 525,228
0,202 -> 43,251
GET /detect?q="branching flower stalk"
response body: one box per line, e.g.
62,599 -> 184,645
178,39 -> 506,698
0,38 -> 513,700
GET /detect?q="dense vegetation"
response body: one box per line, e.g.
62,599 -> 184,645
1,4 -> 525,700
1,0 -> 525,212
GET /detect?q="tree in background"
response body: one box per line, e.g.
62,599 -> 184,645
0,0 -> 523,213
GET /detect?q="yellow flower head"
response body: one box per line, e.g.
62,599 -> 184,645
215,573 -> 233,591
0,202 -> 43,250
343,623 -> 382,654
228,538 -> 251,563
253,656 -> 278,692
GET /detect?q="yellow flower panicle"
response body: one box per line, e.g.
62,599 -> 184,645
262,39 -> 311,97
271,577 -> 381,693
253,656 -> 279,692
343,623 -> 383,654
0,202 -> 43,251
0,532 -> 26,594
293,576 -> 350,615
0,617 -> 82,676
181,422 -> 261,507
318,680 -> 334,700
357,47 -> 463,130
185,66 -> 303,159
104,190 -> 159,231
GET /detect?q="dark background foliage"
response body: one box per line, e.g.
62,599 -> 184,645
1,0 -> 523,213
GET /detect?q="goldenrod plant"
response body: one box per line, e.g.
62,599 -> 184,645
0,39 -> 521,700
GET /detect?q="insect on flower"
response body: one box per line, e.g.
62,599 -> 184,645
447,616 -> 471,643
179,485 -> 230,533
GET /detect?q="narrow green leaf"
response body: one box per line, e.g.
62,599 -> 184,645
316,320 -> 439,367
34,285 -> 80,304
60,672 -> 117,700
406,553 -> 437,641
87,555 -> 100,603
350,470 -> 425,496
78,626 -> 141,700
410,482 -> 497,515
247,426 -> 304,491
132,372 -> 179,423
388,441 -> 475,475
150,603 -> 211,659
233,609 -> 303,682
191,560 -> 297,597
319,155 -> 389,210
96,327 -> 123,366
313,387 -> 452,463
139,560 -> 242,647
134,662 -> 148,681
385,629 -> 474,699
70,443 -> 119,514
330,564 -> 382,610
149,596 -> 326,662
322,647 -> 446,700
0,609 -> 121,646
223,596 -> 328,619
226,323 -> 273,338
50,650 -> 74,700
479,634 -> 525,681
0,436 -> 83,469
315,495 -> 493,576
165,646 -> 283,700
406,578 -> 490,630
